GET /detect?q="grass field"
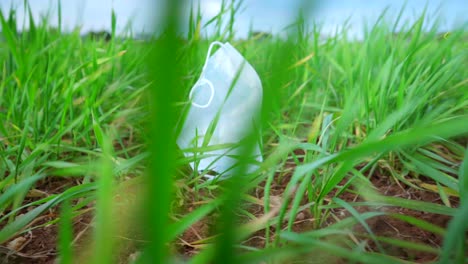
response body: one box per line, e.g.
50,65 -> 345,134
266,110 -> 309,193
0,1 -> 467,263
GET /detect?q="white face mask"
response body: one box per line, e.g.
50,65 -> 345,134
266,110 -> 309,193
177,41 -> 263,179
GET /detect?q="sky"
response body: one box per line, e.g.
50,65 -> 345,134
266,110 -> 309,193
0,0 -> 466,39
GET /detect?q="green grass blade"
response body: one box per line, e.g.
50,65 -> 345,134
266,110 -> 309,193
92,133 -> 115,264
58,198 -> 73,264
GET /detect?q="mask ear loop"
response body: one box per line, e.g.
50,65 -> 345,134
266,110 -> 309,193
189,41 -> 225,108
189,78 -> 214,108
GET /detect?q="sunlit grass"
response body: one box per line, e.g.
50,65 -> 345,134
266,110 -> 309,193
0,1 -> 467,263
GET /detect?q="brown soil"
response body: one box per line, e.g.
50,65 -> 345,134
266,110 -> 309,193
333,175 -> 457,263
1,151 -> 462,264
176,148 -> 461,263
0,209 -> 93,264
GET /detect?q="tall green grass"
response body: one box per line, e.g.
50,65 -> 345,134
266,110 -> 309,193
0,1 -> 467,263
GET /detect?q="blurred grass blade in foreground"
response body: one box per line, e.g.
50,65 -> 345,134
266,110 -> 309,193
137,0 -> 185,263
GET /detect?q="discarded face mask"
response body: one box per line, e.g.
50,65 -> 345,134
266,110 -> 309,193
177,41 -> 263,179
